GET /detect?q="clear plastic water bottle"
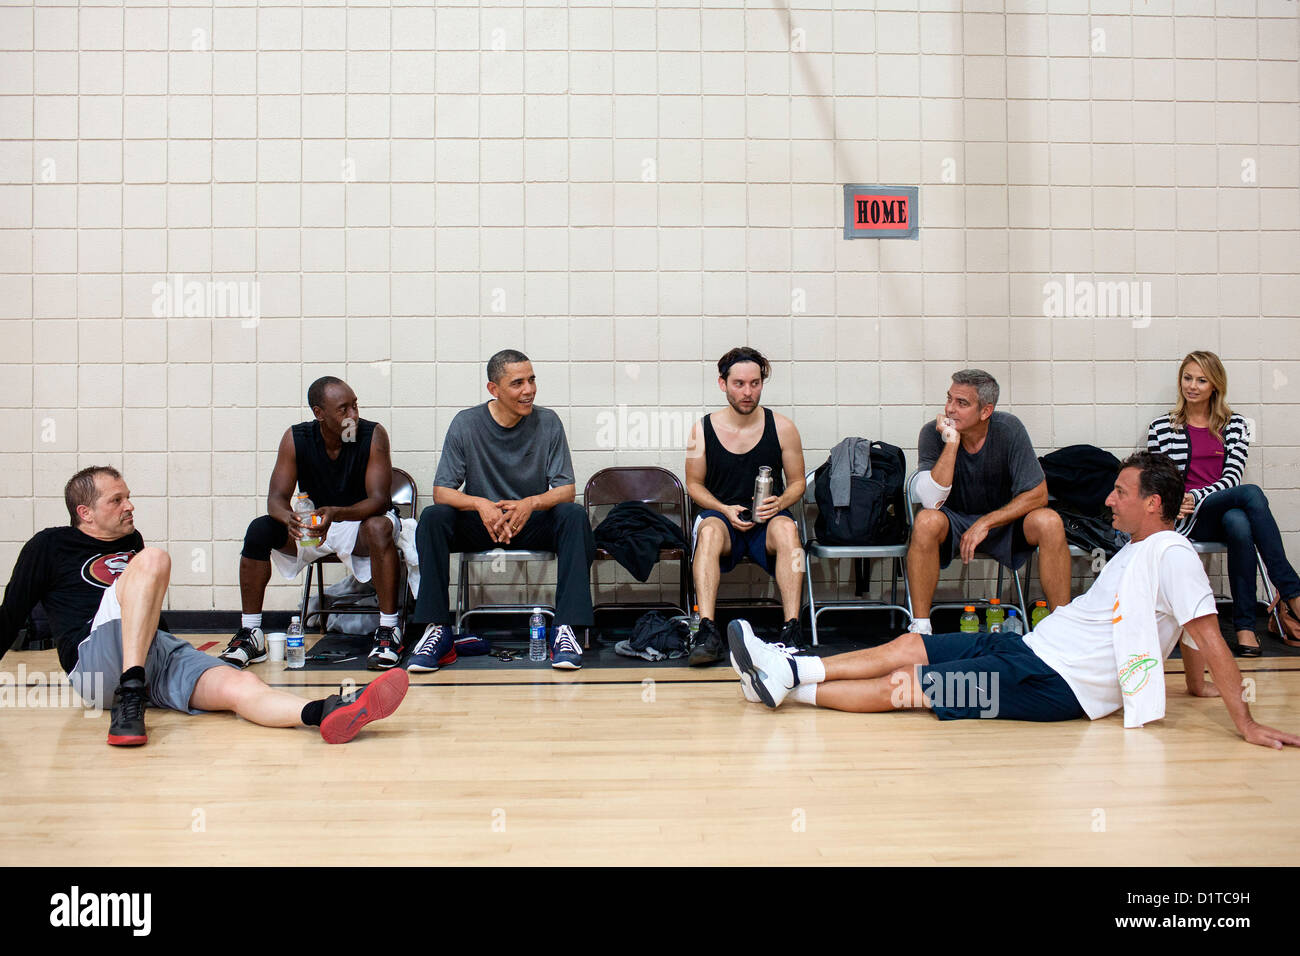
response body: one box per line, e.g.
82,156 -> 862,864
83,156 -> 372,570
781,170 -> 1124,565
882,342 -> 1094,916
294,493 -> 321,547
286,615 -> 305,669
985,598 -> 1004,633
528,607 -> 547,662
1031,600 -> 1050,630
959,605 -> 980,633
689,604 -> 701,643
1003,608 -> 1024,636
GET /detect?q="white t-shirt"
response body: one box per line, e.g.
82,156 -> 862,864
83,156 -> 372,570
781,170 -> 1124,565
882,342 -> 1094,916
1023,541 -> 1217,720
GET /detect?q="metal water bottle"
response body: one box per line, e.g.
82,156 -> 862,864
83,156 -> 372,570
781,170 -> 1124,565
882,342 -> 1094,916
752,466 -> 774,523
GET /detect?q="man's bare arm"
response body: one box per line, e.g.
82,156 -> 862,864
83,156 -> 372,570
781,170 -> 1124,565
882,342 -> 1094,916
1183,613 -> 1300,748
267,429 -> 300,530
773,414 -> 806,511
684,421 -> 728,514
978,479 -> 1050,531
432,486 -> 482,510
928,433 -> 960,488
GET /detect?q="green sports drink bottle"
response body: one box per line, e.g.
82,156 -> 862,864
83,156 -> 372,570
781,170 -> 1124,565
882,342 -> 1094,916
1030,600 -> 1049,630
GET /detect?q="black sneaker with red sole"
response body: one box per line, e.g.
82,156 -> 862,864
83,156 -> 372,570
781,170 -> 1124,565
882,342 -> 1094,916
318,669 -> 409,744
107,677 -> 148,747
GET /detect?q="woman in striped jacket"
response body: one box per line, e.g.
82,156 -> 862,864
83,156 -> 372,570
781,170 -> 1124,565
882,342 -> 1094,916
1147,351 -> 1300,656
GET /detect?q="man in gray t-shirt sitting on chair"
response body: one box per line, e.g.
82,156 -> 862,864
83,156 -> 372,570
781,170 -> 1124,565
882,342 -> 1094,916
907,369 -> 1070,636
408,349 -> 596,671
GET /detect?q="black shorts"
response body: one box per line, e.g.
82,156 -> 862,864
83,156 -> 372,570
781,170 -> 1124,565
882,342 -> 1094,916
919,631 -> 1086,722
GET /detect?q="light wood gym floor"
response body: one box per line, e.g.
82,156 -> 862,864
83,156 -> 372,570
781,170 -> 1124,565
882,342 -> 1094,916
3,637 -> 1299,867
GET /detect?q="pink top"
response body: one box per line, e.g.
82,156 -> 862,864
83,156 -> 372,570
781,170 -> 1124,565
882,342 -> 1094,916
1184,425 -> 1225,490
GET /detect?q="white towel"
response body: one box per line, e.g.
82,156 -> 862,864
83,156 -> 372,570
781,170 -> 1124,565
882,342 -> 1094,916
1112,530 -> 1192,728
397,517 -> 422,598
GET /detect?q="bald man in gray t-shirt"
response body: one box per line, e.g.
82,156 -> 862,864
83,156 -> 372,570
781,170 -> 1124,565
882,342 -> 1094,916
411,351 -> 595,671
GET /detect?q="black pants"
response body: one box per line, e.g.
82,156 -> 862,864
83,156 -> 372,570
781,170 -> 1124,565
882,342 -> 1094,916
413,502 -> 596,627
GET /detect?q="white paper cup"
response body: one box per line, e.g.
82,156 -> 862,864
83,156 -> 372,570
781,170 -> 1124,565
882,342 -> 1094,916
267,632 -> 287,662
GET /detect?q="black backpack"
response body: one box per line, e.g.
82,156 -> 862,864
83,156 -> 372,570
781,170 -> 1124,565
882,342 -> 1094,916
813,439 -> 907,546
1039,444 -> 1122,517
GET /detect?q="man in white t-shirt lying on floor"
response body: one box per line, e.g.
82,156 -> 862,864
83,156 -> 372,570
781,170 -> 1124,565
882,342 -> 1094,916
728,451 -> 1300,749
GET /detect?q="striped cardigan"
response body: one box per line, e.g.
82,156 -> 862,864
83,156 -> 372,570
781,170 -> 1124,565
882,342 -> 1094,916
1146,413 -> 1251,535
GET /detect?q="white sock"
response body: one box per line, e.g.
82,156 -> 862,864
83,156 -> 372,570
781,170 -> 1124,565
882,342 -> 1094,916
795,656 -> 826,683
242,614 -> 262,631
789,684 -> 818,705
909,617 -> 932,635
379,612 -> 400,628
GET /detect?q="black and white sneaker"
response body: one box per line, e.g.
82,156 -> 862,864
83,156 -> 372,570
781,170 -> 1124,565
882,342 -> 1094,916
218,627 -> 267,668
366,625 -> 404,670
727,619 -> 799,709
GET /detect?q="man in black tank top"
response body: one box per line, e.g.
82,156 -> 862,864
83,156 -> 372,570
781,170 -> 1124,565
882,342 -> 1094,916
221,377 -> 405,671
684,347 -> 807,665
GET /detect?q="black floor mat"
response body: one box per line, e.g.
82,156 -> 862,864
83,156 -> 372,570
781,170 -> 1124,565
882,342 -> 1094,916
280,602 -> 1300,672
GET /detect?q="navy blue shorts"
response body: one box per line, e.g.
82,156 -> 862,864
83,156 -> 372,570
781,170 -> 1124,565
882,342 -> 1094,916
695,508 -> 797,575
919,631 -> 1085,722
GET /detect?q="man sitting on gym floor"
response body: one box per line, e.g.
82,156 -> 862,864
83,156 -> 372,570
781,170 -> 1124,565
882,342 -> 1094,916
727,452 -> 1300,749
684,346 -> 807,665
0,466 -> 408,746
221,376 -> 406,672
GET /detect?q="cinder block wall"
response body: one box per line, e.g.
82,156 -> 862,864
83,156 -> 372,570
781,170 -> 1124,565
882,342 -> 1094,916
0,1 -> 1296,616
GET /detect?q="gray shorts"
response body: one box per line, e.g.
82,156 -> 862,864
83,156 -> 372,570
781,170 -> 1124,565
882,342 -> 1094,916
68,583 -> 233,714
938,507 -> 1033,571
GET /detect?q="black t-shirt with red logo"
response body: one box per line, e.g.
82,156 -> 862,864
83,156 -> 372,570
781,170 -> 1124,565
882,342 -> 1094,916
0,526 -> 145,673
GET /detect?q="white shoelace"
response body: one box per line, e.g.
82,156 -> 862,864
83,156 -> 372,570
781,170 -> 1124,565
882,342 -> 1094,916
414,625 -> 444,656
555,626 -> 581,654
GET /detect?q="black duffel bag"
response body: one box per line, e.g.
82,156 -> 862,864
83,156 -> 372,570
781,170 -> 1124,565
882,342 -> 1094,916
813,439 -> 907,546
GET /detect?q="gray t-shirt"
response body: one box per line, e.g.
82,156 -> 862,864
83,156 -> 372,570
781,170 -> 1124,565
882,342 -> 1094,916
434,403 -> 576,501
916,410 -> 1044,516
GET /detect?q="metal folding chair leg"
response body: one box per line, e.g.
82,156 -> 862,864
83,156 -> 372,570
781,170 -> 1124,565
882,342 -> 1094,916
298,560 -> 330,634
804,550 -> 818,646
1012,567 -> 1028,622
1257,548 -> 1286,636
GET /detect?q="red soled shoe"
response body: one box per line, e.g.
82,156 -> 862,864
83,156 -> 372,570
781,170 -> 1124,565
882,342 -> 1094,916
319,668 -> 410,744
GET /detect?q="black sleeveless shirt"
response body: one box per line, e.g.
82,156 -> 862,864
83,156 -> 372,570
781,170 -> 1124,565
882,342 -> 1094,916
702,408 -> 786,507
291,418 -> 389,509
